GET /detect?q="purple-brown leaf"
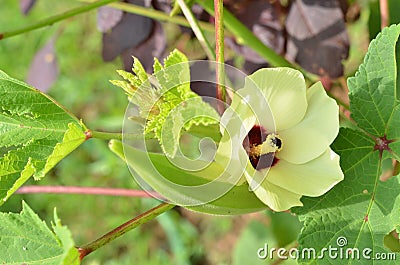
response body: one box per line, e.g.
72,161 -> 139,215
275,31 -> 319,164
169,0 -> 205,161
226,0 -> 284,64
285,0 -> 349,78
151,0 -> 172,13
102,0 -> 153,62
20,0 -> 37,15
97,6 -> 124,32
122,21 -> 166,72
26,37 -> 59,92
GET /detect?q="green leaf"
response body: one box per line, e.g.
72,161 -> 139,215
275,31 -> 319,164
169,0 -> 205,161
160,97 -> 220,157
160,108 -> 183,157
162,49 -> 191,94
109,140 -> 268,215
0,71 -> 86,204
113,50 -> 219,158
132,57 -> 148,85
295,128 -> 400,263
153,57 -> 163,73
149,50 -> 219,157
160,106 -> 183,157
0,201 -> 80,264
293,24 -> 400,264
348,24 -> 400,137
269,211 -> 302,248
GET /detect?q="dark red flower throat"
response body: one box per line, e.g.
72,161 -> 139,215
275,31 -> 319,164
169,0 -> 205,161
242,125 -> 279,170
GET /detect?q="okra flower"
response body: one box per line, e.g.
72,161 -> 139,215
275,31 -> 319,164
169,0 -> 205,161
215,67 -> 344,211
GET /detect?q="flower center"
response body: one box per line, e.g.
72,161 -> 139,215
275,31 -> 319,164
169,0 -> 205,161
242,125 -> 282,170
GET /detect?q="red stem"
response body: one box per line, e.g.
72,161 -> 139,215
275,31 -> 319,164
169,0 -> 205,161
16,186 -> 159,198
214,0 -> 225,114
380,0 -> 388,29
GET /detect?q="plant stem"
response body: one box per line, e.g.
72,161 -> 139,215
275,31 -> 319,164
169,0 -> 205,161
380,0 -> 389,29
80,0 -> 226,36
89,130 -> 123,140
214,0 -> 226,114
78,202 -> 175,259
88,130 -> 143,141
0,0 -> 118,40
177,0 -> 215,60
16,186 -> 159,198
197,0 -> 294,69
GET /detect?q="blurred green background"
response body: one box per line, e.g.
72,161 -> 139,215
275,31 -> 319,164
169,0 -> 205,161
0,0 -> 378,264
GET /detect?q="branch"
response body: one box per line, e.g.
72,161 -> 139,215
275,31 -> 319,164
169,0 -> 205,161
0,0 -> 119,40
16,186 -> 160,198
80,0 -> 225,35
78,202 -> 175,259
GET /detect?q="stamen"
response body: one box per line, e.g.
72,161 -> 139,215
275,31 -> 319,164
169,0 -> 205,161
260,134 -> 282,154
242,125 -> 282,170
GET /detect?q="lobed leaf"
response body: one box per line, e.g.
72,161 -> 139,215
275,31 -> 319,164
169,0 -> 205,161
113,49 -> 219,158
293,24 -> 400,264
348,24 -> 400,137
0,201 -> 79,264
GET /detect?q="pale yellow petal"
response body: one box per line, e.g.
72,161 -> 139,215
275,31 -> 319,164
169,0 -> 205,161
241,68 -> 308,131
215,95 -> 254,185
277,82 -> 339,164
251,178 -> 303,211
214,133 -> 248,185
267,148 -> 344,197
242,163 -> 302,211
